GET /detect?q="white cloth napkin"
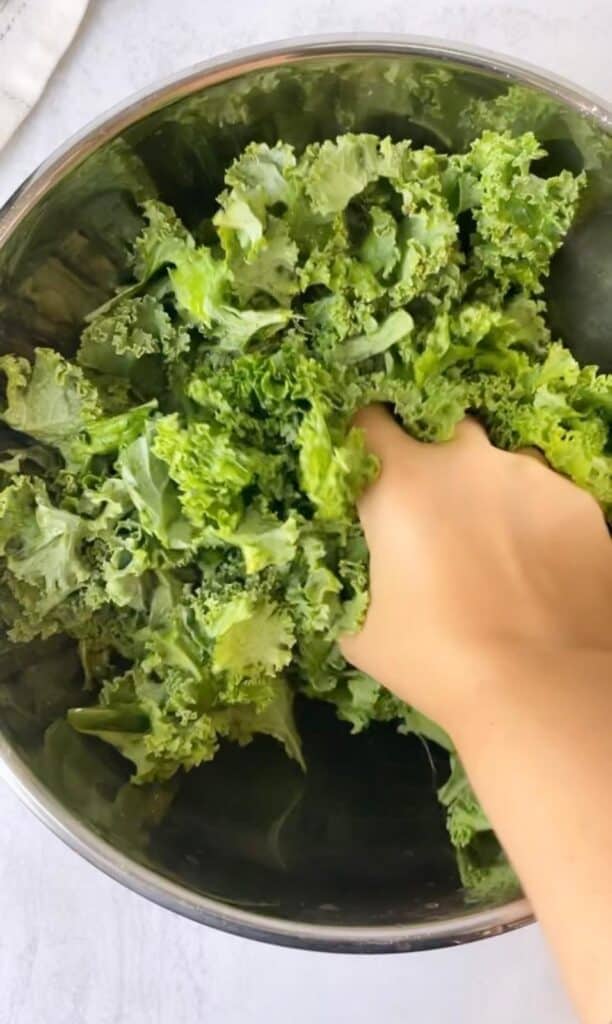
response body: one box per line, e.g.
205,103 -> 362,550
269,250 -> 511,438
0,0 -> 89,151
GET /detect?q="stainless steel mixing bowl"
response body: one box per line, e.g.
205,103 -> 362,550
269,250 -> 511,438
0,36 -> 610,952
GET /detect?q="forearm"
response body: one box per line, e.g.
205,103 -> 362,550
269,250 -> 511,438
341,406 -> 612,1019
451,651 -> 612,1024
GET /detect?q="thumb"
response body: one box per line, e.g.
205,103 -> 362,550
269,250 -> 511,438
351,405 -> 423,535
353,404 -> 422,462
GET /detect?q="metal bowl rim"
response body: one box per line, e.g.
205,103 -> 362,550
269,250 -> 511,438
1,33 -> 608,951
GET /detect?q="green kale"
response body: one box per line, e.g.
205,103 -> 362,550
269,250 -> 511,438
0,130 -> 607,902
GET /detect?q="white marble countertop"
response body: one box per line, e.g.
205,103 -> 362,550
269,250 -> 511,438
1,1 -> 609,1020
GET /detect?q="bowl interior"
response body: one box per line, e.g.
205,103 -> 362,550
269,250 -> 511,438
0,48 -> 610,945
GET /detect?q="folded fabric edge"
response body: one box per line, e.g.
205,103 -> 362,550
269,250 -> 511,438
0,0 -> 90,151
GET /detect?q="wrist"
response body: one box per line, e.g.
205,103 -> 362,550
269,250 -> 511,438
443,644 -> 612,757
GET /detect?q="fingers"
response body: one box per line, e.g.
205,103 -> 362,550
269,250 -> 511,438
353,404 -> 423,462
354,407 -> 490,459
338,628 -> 359,664
352,406 -> 421,534
516,446 -> 549,467
451,417 -> 491,447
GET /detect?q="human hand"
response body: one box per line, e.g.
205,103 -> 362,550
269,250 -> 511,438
340,405 -> 612,1024
340,405 -> 612,734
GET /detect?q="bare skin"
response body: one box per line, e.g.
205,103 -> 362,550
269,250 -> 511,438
340,405 -> 612,1024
